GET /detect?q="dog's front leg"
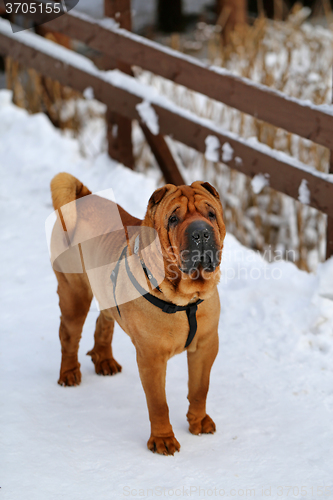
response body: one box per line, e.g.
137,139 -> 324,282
186,332 -> 219,435
136,352 -> 180,455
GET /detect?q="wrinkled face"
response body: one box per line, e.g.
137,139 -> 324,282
147,181 -> 226,281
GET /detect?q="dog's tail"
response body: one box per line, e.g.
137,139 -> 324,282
50,173 -> 91,235
51,173 -> 91,211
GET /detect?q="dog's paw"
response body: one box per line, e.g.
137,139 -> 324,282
96,358 -> 122,376
87,350 -> 122,376
188,414 -> 216,435
58,366 -> 82,387
147,434 -> 181,456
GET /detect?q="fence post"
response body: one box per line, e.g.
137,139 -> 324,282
326,74 -> 333,260
104,0 -> 134,169
327,219 -> 333,259
326,164 -> 333,259
140,124 -> 184,185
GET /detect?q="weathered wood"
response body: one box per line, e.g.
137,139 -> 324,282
140,123 -> 184,185
104,0 -> 134,169
326,214 -> 333,259
106,109 -> 134,168
325,74 -> 333,259
44,10 -> 333,151
104,0 -> 132,31
35,25 -> 71,48
0,0 -> 6,15
0,22 -> 333,217
326,140 -> 333,258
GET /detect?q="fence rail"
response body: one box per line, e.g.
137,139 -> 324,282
44,10 -> 333,151
0,10 -> 333,257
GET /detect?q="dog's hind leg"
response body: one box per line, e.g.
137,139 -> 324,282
56,272 -> 92,386
87,312 -> 122,376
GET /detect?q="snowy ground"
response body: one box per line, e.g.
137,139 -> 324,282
1,89 -> 333,499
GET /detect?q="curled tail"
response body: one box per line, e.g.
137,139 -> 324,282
51,173 -> 91,211
50,173 -> 91,235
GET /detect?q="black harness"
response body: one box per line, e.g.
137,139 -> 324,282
110,242 -> 203,348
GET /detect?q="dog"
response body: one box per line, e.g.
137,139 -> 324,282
49,173 -> 226,455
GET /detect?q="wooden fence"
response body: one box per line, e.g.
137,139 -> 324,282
0,3 -> 333,257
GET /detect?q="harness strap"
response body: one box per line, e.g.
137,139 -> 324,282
110,245 -> 128,317
134,235 -> 162,292
185,303 -> 199,348
110,245 -> 203,348
140,259 -> 162,292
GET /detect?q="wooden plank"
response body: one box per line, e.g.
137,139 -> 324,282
104,0 -> 134,169
105,0 -> 132,31
106,109 -> 134,168
0,21 -> 333,217
326,211 -> 333,258
326,77 -> 333,259
327,141 -> 333,258
140,123 -> 185,185
44,10 -> 333,150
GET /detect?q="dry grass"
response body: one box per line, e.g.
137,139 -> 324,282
5,55 -> 82,131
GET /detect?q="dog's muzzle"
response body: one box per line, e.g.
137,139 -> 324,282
180,220 -> 220,274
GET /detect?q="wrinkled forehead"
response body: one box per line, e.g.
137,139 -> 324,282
162,186 -> 209,214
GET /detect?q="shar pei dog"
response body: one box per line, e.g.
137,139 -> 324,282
49,173 -> 226,455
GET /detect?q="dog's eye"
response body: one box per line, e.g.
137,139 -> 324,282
168,215 -> 178,226
208,211 -> 216,220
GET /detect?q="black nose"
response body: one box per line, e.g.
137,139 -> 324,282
181,220 -> 219,274
191,226 -> 210,245
189,220 -> 212,245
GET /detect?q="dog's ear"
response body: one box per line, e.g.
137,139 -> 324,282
148,184 -> 176,208
194,181 -> 220,199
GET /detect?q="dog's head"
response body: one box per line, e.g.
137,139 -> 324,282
143,182 -> 226,302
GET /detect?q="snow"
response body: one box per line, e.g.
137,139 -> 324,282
251,173 -> 270,194
2,91 -> 333,498
136,100 -> 160,135
83,86 -> 94,100
317,257 -> 333,301
205,135 -> 220,162
99,17 -> 120,30
222,142 -> 234,163
298,179 -> 311,205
